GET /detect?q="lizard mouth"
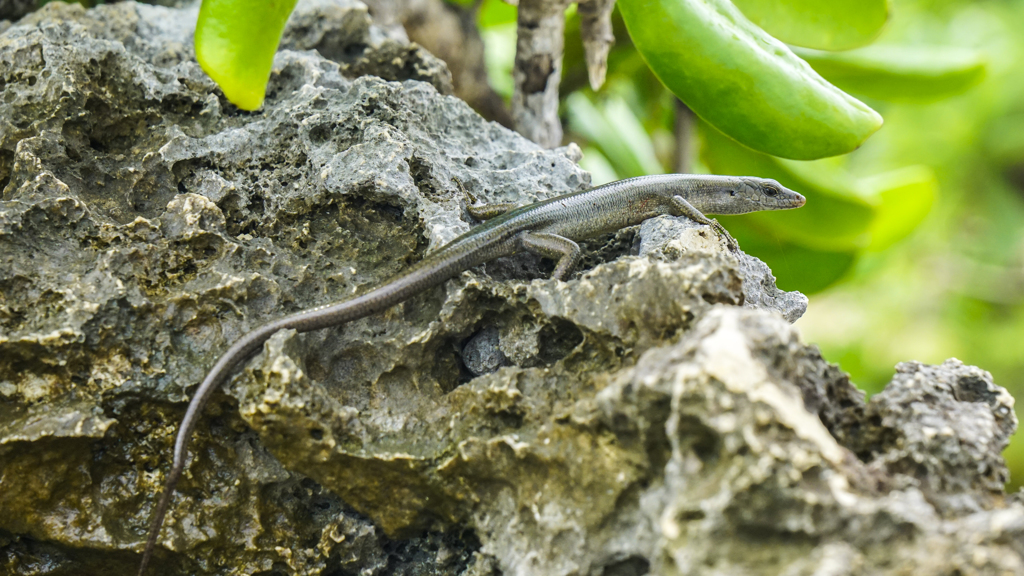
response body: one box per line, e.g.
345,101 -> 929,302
775,190 -> 806,209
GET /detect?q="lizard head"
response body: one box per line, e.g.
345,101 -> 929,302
709,177 -> 805,214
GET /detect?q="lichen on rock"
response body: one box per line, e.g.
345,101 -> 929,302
1,2 -> 1021,576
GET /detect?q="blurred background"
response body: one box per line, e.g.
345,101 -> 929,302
475,0 -> 1024,485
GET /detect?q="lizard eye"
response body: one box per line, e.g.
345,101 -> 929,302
764,186 -> 779,197
729,190 -> 736,196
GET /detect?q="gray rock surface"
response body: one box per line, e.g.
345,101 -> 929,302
0,2 -> 1021,576
637,216 -> 808,322
281,0 -> 454,96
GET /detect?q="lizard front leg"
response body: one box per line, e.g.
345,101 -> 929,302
670,195 -> 738,251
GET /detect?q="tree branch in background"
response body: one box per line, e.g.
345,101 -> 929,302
577,0 -> 615,90
367,0 -> 620,148
673,99 -> 694,174
364,0 -> 514,128
512,0 -> 572,147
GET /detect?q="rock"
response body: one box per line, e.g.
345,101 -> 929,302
601,310 -> 1023,575
281,0 -> 454,96
637,216 -> 808,322
461,325 -> 507,376
1,2 -> 1021,576
839,359 -> 1016,505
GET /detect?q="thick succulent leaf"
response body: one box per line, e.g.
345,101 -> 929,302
793,45 -> 988,103
731,0 -> 889,51
618,0 -> 882,160
195,0 -> 299,111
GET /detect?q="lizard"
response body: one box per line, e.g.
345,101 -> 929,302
137,173 -> 805,574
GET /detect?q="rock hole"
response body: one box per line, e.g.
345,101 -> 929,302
309,428 -> 324,441
674,414 -> 721,464
362,99 -> 378,116
537,318 -> 584,365
408,155 -> 439,199
344,42 -> 368,58
345,193 -> 406,224
676,509 -> 706,522
309,123 -> 334,144
249,193 -> 266,216
954,374 -> 990,403
601,555 -> 650,576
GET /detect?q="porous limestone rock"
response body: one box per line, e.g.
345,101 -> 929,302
1,2 -> 1021,576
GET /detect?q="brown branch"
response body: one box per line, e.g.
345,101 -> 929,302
512,0 -> 572,147
673,99 -> 694,174
577,0 -> 615,90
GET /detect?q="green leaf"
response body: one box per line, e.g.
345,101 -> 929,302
478,0 -> 518,28
579,147 -> 620,186
731,0 -> 889,51
481,23 -> 517,100
792,45 -> 988,103
617,0 -> 882,160
601,97 -> 665,176
565,93 -> 663,178
717,217 -> 858,293
700,124 -> 877,251
863,166 -> 936,251
984,112 -> 1024,166
195,0 -> 299,111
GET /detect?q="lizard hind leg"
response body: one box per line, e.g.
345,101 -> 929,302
670,195 -> 738,251
467,202 -> 519,221
519,232 -> 582,281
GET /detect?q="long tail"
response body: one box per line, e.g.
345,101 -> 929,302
136,251 -> 473,574
137,319 -> 282,575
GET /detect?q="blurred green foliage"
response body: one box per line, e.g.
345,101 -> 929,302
794,44 -> 988,103
730,0 -> 889,51
478,0 -> 1024,487
794,0 -> 1024,487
